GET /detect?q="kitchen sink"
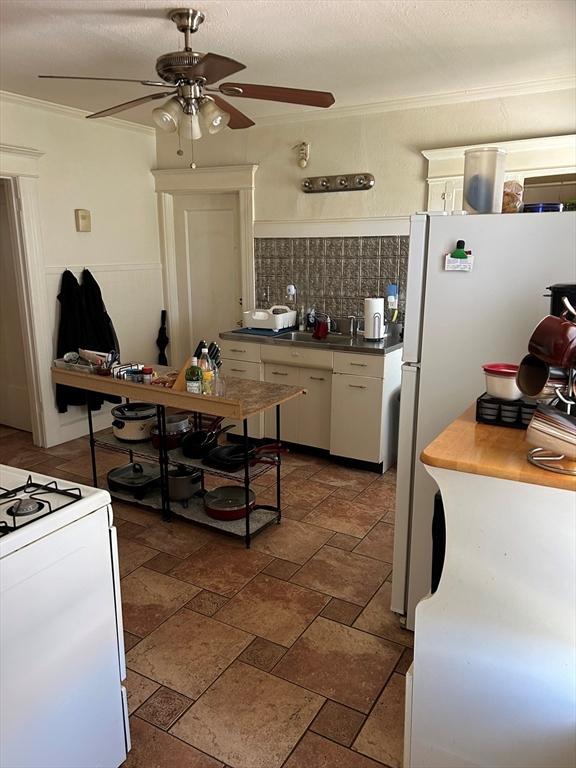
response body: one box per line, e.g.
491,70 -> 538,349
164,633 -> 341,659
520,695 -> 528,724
277,331 -> 354,344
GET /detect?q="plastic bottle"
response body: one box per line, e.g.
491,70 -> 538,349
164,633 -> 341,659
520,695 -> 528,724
185,356 -> 203,394
199,347 -> 214,395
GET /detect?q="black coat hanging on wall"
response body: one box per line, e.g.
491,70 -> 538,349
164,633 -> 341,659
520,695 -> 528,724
55,269 -> 121,413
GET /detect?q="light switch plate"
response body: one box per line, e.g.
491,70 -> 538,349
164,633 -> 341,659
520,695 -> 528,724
74,208 -> 91,232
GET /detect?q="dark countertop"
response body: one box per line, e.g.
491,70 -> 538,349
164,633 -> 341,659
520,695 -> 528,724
220,325 -> 403,356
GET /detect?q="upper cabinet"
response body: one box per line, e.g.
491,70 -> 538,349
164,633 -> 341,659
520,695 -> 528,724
422,134 -> 576,212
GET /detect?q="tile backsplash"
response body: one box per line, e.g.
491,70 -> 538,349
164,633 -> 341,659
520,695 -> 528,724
254,236 -> 409,320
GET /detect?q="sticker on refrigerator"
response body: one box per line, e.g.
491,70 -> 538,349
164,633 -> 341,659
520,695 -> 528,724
444,239 -> 473,272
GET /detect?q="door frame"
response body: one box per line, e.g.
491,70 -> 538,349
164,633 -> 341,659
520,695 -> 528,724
0,144 -> 49,446
152,165 -> 258,367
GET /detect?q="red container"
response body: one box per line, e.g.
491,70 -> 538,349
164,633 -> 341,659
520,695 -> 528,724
528,314 -> 576,367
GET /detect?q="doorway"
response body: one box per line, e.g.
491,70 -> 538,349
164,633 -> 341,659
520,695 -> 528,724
173,192 -> 242,356
0,179 -> 33,432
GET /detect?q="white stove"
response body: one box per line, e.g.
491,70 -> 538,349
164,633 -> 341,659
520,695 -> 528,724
0,464 -> 130,768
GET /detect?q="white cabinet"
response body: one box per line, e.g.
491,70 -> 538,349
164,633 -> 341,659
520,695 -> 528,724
264,365 -> 332,450
220,336 -> 401,466
330,373 -> 384,463
330,347 -> 402,467
297,368 -> 332,450
263,363 -> 301,444
219,357 -> 264,438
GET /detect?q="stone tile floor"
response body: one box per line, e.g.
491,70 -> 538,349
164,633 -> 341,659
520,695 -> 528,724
0,424 -> 412,768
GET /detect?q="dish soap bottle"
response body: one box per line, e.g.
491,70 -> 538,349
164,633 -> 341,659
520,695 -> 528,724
199,347 -> 214,395
185,356 -> 202,394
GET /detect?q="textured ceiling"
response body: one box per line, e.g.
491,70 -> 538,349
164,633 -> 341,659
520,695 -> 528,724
1,0 -> 575,126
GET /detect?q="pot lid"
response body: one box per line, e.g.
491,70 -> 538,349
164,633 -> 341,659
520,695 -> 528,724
482,363 -> 519,377
108,462 -> 160,485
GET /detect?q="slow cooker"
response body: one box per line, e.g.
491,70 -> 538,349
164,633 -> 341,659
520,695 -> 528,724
111,402 -> 157,442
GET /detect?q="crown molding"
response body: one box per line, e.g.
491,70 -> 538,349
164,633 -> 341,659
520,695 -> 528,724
422,134 -> 576,162
0,90 -> 155,136
254,75 -> 576,128
2,74 -> 574,135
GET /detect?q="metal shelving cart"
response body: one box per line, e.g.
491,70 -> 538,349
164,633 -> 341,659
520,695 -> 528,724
51,366 -> 305,547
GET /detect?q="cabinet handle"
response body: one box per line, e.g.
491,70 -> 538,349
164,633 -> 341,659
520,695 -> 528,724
271,371 -> 288,376
231,368 -> 246,373
348,384 -> 367,389
350,362 -> 367,367
230,348 -> 246,353
309,376 -> 325,381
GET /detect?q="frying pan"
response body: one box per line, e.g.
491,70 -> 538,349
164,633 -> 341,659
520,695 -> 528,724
181,424 -> 233,458
203,485 -> 256,520
202,443 -> 282,472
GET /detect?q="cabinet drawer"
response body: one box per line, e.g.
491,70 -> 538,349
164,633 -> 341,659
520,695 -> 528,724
260,344 -> 333,370
334,351 -> 384,378
220,359 -> 262,380
330,373 -> 383,463
220,339 -> 261,363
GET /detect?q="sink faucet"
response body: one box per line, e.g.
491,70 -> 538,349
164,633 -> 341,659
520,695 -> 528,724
348,315 -> 357,336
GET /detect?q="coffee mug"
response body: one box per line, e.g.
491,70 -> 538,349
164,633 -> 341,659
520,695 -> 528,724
528,313 -> 576,368
312,318 -> 329,341
516,354 -> 568,400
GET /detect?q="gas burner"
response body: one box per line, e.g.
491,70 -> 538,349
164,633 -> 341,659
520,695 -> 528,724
7,498 -> 45,517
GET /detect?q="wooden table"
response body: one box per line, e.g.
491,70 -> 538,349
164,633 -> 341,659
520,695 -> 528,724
405,407 -> 576,768
51,366 -> 305,546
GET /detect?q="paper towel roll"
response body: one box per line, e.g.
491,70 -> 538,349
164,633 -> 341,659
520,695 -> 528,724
364,297 -> 385,340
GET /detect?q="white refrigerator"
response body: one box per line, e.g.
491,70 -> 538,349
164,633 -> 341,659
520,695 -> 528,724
391,211 -> 576,630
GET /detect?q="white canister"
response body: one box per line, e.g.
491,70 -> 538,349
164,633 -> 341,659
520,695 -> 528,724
364,297 -> 385,340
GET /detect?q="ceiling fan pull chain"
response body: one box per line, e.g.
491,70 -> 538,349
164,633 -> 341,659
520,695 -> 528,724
189,132 -> 196,170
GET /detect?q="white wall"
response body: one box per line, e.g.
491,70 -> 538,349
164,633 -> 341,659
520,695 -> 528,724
0,93 -> 163,446
156,88 -> 576,221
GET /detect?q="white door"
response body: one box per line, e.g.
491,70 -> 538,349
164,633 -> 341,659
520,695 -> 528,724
173,193 -> 242,360
0,180 -> 31,432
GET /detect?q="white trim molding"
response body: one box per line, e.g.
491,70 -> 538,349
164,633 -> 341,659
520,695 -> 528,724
45,262 -> 162,275
423,134 -> 576,179
255,217 -> 410,238
0,143 -> 45,177
254,76 -> 576,128
152,165 -> 258,192
152,165 -> 258,366
422,134 -> 576,212
0,90 -> 155,136
0,144 -> 49,446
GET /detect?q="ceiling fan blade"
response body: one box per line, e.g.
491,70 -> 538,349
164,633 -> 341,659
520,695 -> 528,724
39,75 -> 168,86
189,53 -> 246,85
218,82 -> 335,108
211,95 -> 255,129
86,91 -> 175,119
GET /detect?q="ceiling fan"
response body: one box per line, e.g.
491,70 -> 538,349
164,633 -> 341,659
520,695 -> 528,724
38,7 -> 335,141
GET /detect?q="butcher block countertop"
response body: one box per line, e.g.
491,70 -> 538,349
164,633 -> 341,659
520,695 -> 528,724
421,406 -> 576,493
51,366 -> 305,420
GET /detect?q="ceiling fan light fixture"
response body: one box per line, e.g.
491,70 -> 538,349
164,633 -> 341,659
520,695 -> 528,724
152,96 -> 181,132
199,96 -> 230,134
181,111 -> 203,140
